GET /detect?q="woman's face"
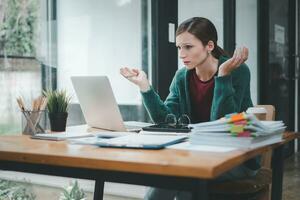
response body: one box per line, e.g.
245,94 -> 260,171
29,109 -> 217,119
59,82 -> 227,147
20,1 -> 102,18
176,31 -> 210,69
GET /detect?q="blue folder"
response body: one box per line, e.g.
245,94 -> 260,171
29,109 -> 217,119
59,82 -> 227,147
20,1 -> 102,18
96,134 -> 188,149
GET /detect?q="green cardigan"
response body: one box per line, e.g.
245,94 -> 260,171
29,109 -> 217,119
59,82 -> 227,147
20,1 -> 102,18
141,56 -> 259,170
141,56 -> 253,123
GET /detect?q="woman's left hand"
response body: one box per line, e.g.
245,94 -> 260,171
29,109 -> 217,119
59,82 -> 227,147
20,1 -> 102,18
218,47 -> 248,77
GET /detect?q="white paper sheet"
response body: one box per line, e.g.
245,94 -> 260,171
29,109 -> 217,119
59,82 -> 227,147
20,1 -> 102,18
168,142 -> 237,152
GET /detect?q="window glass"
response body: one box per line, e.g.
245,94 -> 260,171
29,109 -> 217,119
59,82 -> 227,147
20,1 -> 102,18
0,0 -> 42,134
57,0 -> 145,105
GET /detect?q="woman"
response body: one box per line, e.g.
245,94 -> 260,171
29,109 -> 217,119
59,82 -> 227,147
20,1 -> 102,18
120,17 -> 259,200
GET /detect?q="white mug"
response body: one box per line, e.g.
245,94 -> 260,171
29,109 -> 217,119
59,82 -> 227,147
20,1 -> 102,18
246,107 -> 267,121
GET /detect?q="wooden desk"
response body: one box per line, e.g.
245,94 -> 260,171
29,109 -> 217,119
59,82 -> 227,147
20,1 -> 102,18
0,133 -> 297,200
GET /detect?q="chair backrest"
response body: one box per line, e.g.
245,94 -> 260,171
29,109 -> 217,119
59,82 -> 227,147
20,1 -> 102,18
255,105 -> 275,120
254,105 -> 276,169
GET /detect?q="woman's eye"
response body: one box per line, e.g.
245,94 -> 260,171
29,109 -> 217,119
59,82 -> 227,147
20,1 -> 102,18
185,45 -> 193,50
177,45 -> 193,50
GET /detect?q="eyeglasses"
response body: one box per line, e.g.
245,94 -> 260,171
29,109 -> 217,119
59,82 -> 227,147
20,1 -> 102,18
163,114 -> 191,128
142,113 -> 192,133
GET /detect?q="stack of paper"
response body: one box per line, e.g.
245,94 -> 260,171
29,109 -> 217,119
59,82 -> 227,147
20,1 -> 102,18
188,112 -> 286,148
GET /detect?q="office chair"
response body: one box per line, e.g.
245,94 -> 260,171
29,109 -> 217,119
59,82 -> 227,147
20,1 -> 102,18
209,105 -> 275,200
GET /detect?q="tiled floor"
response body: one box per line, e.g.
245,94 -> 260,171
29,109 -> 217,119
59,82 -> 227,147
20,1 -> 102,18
282,152 -> 300,200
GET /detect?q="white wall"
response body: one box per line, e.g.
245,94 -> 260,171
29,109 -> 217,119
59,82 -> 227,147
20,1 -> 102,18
236,0 -> 258,105
178,0 -> 224,68
57,0 -> 142,104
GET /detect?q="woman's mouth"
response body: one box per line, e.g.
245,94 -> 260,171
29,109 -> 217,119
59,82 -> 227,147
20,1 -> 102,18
183,61 -> 190,65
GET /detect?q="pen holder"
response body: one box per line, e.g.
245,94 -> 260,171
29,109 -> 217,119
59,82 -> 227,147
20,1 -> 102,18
21,110 -> 47,135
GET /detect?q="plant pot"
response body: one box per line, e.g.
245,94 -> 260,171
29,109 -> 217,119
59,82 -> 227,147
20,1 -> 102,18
48,112 -> 68,132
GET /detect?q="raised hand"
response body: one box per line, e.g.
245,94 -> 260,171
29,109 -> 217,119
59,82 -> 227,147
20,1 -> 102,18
218,47 -> 249,77
120,67 -> 150,92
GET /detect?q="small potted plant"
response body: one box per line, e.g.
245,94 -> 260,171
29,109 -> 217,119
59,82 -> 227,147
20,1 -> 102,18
44,90 -> 71,132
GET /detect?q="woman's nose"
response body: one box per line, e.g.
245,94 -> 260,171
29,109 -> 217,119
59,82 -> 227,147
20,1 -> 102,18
179,50 -> 186,59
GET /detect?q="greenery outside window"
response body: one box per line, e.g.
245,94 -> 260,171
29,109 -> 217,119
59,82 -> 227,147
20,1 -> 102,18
0,0 -> 42,135
0,0 -> 38,56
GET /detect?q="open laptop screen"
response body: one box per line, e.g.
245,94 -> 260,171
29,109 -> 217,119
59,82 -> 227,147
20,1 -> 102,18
71,76 -> 127,131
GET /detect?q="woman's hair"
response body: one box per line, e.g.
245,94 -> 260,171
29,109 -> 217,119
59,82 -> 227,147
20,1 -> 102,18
176,17 -> 228,58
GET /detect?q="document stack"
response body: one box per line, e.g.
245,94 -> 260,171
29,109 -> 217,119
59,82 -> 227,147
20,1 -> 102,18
189,112 -> 286,148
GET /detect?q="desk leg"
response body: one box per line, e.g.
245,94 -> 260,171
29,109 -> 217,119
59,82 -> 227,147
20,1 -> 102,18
271,145 -> 284,200
93,179 -> 104,200
192,180 -> 208,200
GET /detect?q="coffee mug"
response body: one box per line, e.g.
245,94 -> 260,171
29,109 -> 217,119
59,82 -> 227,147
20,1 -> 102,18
246,107 -> 267,121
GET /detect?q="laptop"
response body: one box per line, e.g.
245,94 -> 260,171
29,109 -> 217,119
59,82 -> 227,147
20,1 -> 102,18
71,76 -> 150,132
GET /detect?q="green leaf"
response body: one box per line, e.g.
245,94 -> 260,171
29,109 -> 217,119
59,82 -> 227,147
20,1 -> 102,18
59,180 -> 86,200
0,179 -> 36,200
43,90 -> 72,113
0,0 -> 39,56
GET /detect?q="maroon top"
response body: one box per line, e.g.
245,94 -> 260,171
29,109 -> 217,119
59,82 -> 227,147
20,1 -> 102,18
189,69 -> 215,123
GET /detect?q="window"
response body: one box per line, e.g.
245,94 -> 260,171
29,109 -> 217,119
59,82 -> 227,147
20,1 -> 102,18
0,0 -> 44,134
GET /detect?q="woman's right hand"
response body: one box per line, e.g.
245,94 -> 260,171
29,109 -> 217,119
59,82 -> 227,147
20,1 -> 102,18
120,67 -> 150,92
218,47 -> 248,77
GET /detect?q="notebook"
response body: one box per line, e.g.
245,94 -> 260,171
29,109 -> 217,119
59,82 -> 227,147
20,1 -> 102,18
31,132 -> 94,141
95,134 -> 188,149
71,76 -> 152,132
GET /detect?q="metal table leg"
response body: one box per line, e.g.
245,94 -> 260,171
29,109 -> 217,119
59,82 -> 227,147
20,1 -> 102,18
271,145 -> 284,200
192,180 -> 209,200
93,179 -> 105,200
